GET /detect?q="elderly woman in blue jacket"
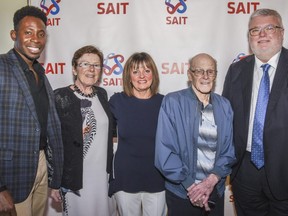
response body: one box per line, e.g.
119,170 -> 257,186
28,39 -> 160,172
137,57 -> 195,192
155,53 -> 236,216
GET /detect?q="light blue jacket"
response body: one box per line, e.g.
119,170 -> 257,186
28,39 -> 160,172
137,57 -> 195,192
155,87 -> 236,199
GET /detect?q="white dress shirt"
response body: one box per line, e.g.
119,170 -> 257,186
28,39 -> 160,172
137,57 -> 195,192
246,51 -> 281,152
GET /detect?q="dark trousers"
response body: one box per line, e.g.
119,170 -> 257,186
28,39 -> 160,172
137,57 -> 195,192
232,151 -> 288,216
166,189 -> 224,216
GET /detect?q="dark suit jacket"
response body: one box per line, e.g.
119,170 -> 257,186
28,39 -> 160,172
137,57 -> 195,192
0,49 -> 63,203
54,86 -> 114,191
222,47 -> 288,200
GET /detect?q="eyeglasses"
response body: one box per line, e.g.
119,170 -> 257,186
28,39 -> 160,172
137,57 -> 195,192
189,68 -> 217,77
249,24 -> 283,36
77,62 -> 101,70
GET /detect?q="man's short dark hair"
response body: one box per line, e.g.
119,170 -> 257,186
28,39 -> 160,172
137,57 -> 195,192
13,5 -> 47,30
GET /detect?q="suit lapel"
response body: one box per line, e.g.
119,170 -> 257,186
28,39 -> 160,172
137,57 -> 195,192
241,57 -> 255,139
266,47 -> 288,120
8,51 -> 39,122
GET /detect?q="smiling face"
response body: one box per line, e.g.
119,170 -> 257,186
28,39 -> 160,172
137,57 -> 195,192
248,15 -> 284,62
188,54 -> 216,99
130,62 -> 153,98
11,16 -> 46,65
73,53 -> 102,90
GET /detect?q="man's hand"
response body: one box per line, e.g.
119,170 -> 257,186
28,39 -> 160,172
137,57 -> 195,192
187,174 -> 219,211
0,190 -> 17,216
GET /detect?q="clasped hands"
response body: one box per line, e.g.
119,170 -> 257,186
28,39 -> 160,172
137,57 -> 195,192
187,174 -> 219,212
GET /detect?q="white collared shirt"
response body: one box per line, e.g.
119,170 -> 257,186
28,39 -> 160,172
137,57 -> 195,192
246,51 -> 281,152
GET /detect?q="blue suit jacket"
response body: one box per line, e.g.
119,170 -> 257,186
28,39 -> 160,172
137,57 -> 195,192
0,49 -> 63,203
223,47 -> 288,200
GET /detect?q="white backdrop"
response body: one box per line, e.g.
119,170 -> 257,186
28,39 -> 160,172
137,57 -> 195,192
28,1 -> 288,215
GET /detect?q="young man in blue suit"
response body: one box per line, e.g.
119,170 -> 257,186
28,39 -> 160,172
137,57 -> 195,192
0,6 -> 63,216
223,8 -> 288,216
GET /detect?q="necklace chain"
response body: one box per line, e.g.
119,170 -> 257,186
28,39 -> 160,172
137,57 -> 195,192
73,84 -> 97,98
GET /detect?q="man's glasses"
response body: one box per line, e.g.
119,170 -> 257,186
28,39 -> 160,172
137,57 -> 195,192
249,24 -> 283,36
189,68 -> 217,77
77,62 -> 101,70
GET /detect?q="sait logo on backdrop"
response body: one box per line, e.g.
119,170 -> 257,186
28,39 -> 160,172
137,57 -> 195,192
102,53 -> 125,86
39,0 -> 65,74
165,0 -> 188,25
227,1 -> 260,14
40,0 -> 61,26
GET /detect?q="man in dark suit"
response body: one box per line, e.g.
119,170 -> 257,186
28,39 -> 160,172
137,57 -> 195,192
223,8 -> 288,216
0,6 -> 63,216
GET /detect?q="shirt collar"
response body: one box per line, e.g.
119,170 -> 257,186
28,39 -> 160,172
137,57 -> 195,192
255,50 -> 281,70
190,87 -> 213,105
13,48 -> 45,75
